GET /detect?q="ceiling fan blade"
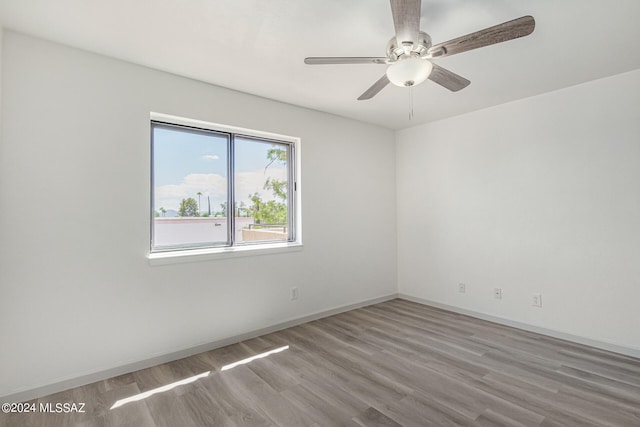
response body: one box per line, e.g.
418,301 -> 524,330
428,64 -> 470,92
357,75 -> 390,100
390,0 -> 421,50
305,57 -> 388,65
427,15 -> 535,59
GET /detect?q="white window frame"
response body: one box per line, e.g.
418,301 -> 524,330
148,112 -> 302,264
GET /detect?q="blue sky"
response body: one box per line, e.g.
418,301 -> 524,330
154,128 -> 227,186
153,127 -> 287,212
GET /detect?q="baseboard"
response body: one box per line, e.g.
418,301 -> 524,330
398,294 -> 640,359
2,293 -> 398,403
9,292 -> 636,403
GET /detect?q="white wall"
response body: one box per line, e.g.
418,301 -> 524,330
0,27 -> 3,120
0,31 -> 397,398
397,70 -> 640,352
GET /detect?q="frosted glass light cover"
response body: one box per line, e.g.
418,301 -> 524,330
386,58 -> 433,87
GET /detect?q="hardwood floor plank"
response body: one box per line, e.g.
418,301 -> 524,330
103,387 -> 156,427
558,351 -> 640,387
388,393 -> 474,427
220,365 -> 317,426
281,384 -> 358,427
353,407 -> 403,427
474,408 -> 529,427
143,389 -> 199,427
558,378 -> 640,416
475,372 -> 604,426
552,386 -> 640,426
199,373 -> 272,426
364,306 -> 490,357
555,365 -> 640,404
278,327 -> 409,401
178,382 -> 232,427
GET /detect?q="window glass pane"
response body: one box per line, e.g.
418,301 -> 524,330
234,137 -> 290,243
152,124 -> 229,250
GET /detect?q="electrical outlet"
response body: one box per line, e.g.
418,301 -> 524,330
532,293 -> 542,307
494,288 -> 502,299
458,283 -> 466,293
290,287 -> 299,300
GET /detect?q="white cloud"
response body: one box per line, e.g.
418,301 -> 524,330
236,168 -> 287,202
155,173 -> 227,211
154,167 -> 288,212
202,155 -> 220,160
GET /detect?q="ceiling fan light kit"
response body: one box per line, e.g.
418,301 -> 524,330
386,57 -> 433,87
304,0 -> 535,101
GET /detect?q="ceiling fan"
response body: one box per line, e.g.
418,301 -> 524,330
304,0 -> 535,100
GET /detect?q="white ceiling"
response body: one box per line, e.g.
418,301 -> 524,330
1,0 -> 639,130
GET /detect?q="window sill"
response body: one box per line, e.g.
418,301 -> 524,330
148,242 -> 303,266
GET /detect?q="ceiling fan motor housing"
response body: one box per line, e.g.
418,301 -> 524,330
387,31 -> 432,62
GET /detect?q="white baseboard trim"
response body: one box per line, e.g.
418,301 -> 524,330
2,293 -> 398,403
8,292 -> 637,403
398,294 -> 640,359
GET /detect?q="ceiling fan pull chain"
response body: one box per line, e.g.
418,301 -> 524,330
409,86 -> 414,120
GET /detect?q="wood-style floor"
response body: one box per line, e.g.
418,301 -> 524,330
2,299 -> 639,426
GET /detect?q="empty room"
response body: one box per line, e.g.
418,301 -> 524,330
1,0 -> 639,426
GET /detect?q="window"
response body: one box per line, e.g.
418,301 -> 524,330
150,114 -> 299,255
